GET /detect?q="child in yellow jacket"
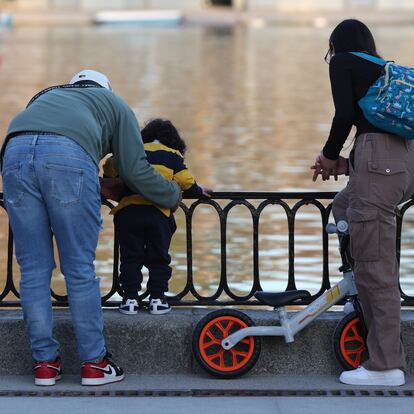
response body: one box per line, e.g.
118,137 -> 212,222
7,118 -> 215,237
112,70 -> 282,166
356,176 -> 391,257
103,118 -> 211,315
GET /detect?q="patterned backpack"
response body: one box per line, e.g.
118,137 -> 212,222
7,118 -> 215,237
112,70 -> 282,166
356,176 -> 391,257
352,52 -> 414,139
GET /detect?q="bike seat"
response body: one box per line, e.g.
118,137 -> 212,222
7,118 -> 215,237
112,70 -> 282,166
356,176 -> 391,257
254,290 -> 311,307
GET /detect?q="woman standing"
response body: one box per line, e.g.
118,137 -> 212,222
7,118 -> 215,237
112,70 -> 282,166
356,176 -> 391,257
312,19 -> 414,386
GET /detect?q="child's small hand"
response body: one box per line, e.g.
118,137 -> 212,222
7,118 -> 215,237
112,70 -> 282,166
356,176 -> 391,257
201,187 -> 213,198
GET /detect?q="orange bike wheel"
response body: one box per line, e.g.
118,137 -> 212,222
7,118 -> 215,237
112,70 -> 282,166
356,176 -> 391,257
333,311 -> 368,370
192,309 -> 261,378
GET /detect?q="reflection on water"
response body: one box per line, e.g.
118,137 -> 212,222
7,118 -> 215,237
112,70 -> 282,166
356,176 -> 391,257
1,24 -> 414,300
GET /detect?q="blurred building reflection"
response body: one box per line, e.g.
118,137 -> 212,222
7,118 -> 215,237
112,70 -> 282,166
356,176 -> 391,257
3,0 -> 414,12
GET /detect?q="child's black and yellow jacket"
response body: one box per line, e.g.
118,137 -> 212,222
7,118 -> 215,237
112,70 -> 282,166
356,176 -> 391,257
103,141 -> 203,217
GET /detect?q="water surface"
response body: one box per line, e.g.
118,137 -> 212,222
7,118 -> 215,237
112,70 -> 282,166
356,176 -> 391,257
1,24 -> 413,300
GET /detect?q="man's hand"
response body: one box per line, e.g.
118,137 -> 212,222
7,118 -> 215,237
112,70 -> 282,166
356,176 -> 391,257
99,177 -> 126,202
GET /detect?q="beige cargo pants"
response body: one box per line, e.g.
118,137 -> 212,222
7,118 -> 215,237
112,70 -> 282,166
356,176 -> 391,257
332,132 -> 414,371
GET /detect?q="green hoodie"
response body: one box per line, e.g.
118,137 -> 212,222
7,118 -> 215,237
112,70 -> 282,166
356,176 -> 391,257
2,86 -> 180,209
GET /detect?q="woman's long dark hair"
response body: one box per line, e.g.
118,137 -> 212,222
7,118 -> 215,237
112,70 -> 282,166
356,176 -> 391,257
329,19 -> 381,58
141,118 -> 187,155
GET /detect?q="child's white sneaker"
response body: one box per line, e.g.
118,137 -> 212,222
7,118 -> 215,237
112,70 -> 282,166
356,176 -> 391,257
119,298 -> 139,315
339,366 -> 405,386
149,297 -> 171,315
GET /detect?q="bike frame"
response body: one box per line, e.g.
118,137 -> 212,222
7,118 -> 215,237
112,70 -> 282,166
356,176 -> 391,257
222,231 -> 359,351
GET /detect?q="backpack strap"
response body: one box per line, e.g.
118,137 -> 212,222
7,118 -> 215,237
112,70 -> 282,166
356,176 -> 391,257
26,82 -> 101,108
350,52 -> 387,66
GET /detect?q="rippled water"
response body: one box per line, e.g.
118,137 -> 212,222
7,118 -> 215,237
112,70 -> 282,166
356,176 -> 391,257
1,24 -> 414,300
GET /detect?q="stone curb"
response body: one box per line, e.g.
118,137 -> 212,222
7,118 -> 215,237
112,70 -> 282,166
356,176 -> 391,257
1,309 -> 413,375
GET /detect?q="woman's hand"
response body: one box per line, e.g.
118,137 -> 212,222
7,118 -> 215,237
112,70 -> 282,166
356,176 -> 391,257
311,154 -> 348,181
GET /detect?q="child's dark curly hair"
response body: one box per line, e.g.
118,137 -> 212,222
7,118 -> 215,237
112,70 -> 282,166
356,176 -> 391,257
141,118 -> 187,155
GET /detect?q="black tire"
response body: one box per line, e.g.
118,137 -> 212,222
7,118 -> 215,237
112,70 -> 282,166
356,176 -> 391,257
333,310 -> 369,370
192,309 -> 261,379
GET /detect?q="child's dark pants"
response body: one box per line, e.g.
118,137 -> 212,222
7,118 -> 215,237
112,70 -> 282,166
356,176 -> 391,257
114,205 -> 176,300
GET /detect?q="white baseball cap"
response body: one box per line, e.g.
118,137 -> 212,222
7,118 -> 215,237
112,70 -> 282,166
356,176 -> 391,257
69,70 -> 112,90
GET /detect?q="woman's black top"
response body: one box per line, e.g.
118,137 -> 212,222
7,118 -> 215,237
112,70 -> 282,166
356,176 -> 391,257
322,52 -> 385,160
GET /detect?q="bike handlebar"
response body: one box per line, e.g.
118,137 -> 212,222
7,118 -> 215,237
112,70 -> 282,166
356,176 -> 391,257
325,220 -> 349,235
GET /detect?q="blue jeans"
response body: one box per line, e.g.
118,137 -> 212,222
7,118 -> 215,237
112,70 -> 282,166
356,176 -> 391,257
2,134 -> 106,362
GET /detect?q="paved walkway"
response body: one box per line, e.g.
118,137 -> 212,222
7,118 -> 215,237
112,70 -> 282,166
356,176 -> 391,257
0,373 -> 413,391
0,374 -> 413,413
2,395 -> 413,414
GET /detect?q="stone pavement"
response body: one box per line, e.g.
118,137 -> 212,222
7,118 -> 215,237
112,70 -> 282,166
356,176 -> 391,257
0,372 -> 413,392
0,374 -> 413,414
2,395 -> 413,414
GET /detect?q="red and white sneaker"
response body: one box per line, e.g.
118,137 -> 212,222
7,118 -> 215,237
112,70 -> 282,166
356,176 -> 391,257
81,353 -> 124,386
33,356 -> 62,386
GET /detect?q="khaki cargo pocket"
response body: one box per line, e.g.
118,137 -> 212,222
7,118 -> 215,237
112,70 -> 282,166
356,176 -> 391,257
347,208 -> 379,261
367,159 -> 407,205
367,159 -> 406,176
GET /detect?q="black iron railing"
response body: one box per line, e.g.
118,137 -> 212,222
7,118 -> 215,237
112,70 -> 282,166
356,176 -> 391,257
1,192 -> 414,307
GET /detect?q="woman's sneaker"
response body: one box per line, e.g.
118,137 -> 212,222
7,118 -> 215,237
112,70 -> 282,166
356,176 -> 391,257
149,297 -> 171,315
119,298 -> 139,315
34,356 -> 62,386
81,353 -> 124,386
339,366 -> 405,386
